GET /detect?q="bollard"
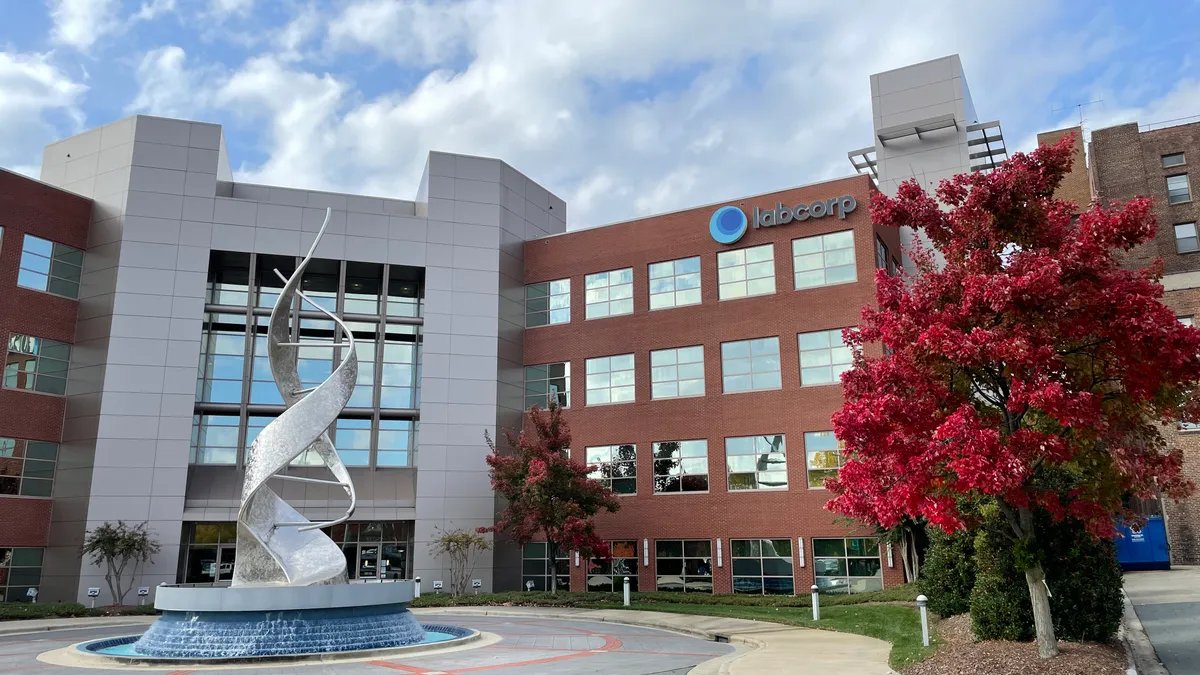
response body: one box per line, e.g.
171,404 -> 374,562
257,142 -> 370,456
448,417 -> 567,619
811,584 -> 820,621
623,576 -> 631,606
414,576 -> 421,599
916,594 -> 929,647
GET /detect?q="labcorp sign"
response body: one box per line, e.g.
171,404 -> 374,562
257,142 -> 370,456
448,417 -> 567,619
709,194 -> 857,245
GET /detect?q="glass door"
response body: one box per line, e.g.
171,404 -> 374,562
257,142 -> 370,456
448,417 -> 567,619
358,545 -> 379,578
217,546 -> 236,582
380,544 -> 406,579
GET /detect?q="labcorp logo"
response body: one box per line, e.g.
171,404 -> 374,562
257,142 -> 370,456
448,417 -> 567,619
709,195 -> 858,244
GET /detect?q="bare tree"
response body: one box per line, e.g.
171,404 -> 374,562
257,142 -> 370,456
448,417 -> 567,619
429,528 -> 492,596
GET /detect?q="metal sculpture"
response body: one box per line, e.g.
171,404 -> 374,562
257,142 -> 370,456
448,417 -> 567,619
232,208 -> 358,587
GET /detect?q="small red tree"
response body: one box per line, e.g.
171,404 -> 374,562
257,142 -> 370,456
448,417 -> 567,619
481,401 -> 621,593
828,136 -> 1200,658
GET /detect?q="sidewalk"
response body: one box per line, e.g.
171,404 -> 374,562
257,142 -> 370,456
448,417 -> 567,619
1124,566 -> 1200,675
0,614 -> 156,637
412,606 -> 895,675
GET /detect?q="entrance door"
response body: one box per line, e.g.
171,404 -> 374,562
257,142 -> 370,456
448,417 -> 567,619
217,546 -> 236,582
380,544 -> 407,579
358,545 -> 380,578
185,547 -> 218,584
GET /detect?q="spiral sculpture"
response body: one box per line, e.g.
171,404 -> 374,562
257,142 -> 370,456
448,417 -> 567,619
232,208 -> 358,587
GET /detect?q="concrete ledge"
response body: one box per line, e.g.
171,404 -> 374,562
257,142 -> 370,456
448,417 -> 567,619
155,579 -> 414,611
0,615 -> 156,637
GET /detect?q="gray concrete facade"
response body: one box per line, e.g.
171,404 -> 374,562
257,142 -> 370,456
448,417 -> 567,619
35,114 -> 564,604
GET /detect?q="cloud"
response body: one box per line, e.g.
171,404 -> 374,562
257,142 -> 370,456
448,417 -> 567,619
211,0 -> 254,16
47,0 -> 122,50
126,46 -> 216,117
0,50 -> 87,171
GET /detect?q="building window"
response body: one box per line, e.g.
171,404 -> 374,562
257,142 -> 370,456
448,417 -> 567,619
381,323 -> 419,409
201,315 -> 248,404
805,431 -> 845,488
333,418 -> 371,467
726,434 -> 787,491
717,244 -> 775,300
655,540 -> 713,593
3,334 -> 70,395
587,540 -> 639,592
585,354 -> 635,405
798,329 -> 853,386
328,521 -> 412,580
585,268 -> 634,319
526,279 -> 570,327
377,420 -> 414,467
649,256 -> 702,310
650,346 -> 705,399
17,234 -> 83,299
586,444 -> 637,494
1175,223 -> 1199,253
793,230 -> 856,290
813,537 -> 883,594
732,539 -> 794,595
874,236 -> 888,270
1163,153 -> 1186,168
191,414 -> 239,465
525,363 -> 570,409
182,522 -> 239,584
0,438 -> 57,497
0,548 -> 44,602
1180,316 -> 1195,327
522,542 -> 570,591
653,440 -> 708,493
1167,174 -> 1192,204
721,337 -> 781,393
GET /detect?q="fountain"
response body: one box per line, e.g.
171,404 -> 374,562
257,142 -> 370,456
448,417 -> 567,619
75,210 -> 473,664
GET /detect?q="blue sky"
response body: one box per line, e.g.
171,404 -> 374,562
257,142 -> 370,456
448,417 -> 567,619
2,0 -> 1200,227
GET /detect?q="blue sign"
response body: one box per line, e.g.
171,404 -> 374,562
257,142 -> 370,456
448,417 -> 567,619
709,206 -> 748,244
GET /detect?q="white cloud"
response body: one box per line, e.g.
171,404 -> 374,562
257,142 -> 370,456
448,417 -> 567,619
48,0 -> 122,50
211,0 -> 254,16
133,0 -> 177,22
0,51 -> 87,172
126,46 -> 215,117
118,0 -> 1150,228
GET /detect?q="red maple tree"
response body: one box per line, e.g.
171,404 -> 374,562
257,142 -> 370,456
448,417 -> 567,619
480,402 -> 621,593
827,136 -> 1200,657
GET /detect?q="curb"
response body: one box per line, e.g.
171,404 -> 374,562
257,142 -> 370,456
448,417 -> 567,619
1120,591 -> 1168,675
0,616 -> 156,637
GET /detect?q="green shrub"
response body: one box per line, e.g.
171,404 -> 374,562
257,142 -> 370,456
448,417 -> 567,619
918,528 -> 976,617
0,602 -> 89,620
410,583 -> 918,609
970,511 -> 1123,642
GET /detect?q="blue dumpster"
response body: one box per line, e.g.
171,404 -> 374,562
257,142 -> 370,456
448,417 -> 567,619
1114,516 -> 1170,571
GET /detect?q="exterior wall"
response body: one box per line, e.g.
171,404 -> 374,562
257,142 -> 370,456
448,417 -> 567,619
1089,120 -> 1200,564
524,175 -> 906,593
1036,127 -> 1092,207
0,169 -> 91,567
33,114 -> 563,602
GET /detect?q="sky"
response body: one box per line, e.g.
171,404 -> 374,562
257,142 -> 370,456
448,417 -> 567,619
2,0 -> 1200,229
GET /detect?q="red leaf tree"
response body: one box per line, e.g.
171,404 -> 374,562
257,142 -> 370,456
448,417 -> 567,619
480,402 -> 621,593
827,136 -> 1200,658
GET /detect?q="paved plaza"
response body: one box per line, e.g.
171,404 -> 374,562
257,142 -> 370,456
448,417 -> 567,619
0,613 -> 735,675
1125,566 -> 1200,675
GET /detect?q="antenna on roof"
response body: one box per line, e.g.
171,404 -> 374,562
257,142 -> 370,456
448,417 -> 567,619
1052,99 -> 1104,130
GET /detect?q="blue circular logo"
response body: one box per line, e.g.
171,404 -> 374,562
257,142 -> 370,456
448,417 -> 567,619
710,205 -> 747,244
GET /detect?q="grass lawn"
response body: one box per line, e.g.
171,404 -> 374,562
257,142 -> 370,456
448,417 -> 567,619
598,602 -> 936,670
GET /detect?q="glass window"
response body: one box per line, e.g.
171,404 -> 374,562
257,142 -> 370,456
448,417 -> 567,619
387,267 -> 422,318
17,234 -> 82,299
586,444 -> 636,494
798,329 -> 853,386
334,418 -> 371,467
1175,223 -> 1198,253
378,419 -> 413,467
381,323 -> 419,409
650,346 -> 704,399
521,542 -> 569,591
586,354 -> 635,405
717,244 -> 775,300
732,539 -> 794,595
587,540 -> 638,592
526,279 -> 570,327
1167,174 -> 1192,204
648,256 -> 701,310
206,251 -> 250,305
653,440 -> 708,493
345,324 -> 378,408
1180,316 -> 1195,328
874,236 -> 889,270
805,431 -> 845,489
0,547 -> 45,602
726,434 -> 787,491
200,314 -> 249,404
0,438 -> 58,497
813,537 -> 883,594
3,334 -> 70,395
344,262 -> 383,314
793,230 -> 856,290
585,268 -> 634,319
525,362 -> 570,409
1163,153 -> 1186,168
191,414 -> 239,465
721,337 -> 781,393
655,539 -> 712,593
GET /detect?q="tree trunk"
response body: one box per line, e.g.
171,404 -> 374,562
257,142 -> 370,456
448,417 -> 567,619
1024,562 -> 1059,658
547,539 -> 558,595
909,532 -> 921,581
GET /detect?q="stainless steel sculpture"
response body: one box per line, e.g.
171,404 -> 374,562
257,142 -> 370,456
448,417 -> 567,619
232,208 -> 358,587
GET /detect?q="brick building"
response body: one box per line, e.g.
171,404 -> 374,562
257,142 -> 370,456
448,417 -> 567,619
521,174 -> 906,595
0,168 -> 92,601
1084,119 -> 1200,564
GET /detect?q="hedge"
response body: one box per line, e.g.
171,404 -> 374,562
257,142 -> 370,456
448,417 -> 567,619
918,528 -> 976,617
0,602 -> 158,621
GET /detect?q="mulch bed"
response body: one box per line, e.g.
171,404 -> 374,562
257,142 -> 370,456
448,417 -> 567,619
903,615 -> 1127,675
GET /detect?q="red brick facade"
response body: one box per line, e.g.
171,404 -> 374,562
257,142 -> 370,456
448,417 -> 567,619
1086,121 -> 1200,564
523,175 -> 907,593
0,169 -> 92,553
